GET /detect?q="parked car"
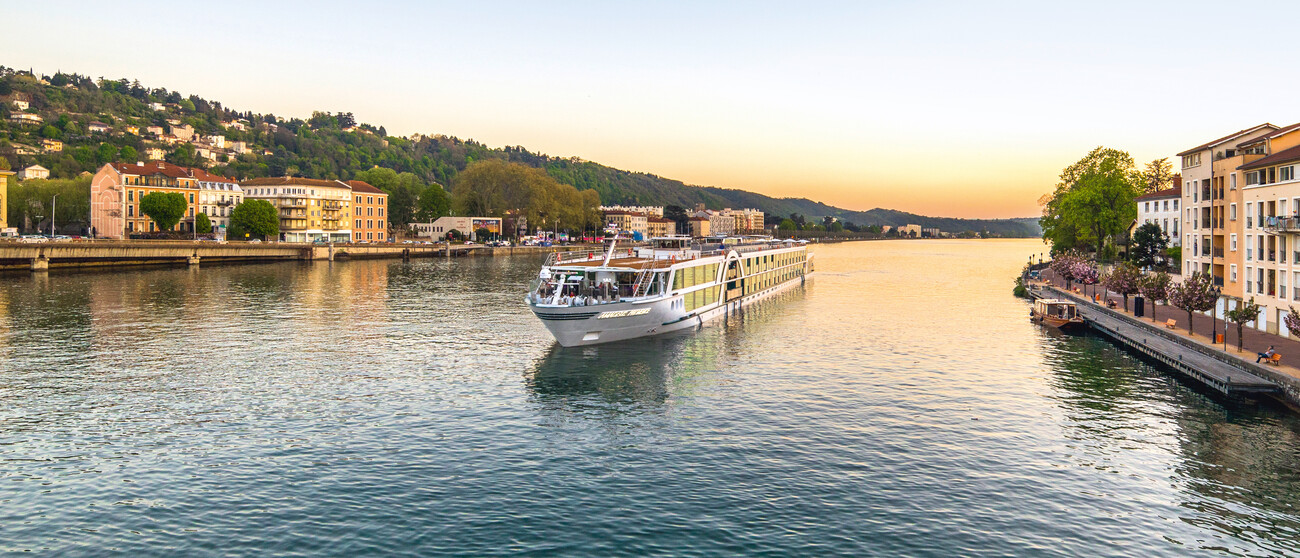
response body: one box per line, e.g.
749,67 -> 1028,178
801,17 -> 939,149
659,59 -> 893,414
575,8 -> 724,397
19,235 -> 48,243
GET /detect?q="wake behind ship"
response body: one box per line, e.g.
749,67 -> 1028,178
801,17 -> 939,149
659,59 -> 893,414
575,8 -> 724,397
526,235 -> 813,346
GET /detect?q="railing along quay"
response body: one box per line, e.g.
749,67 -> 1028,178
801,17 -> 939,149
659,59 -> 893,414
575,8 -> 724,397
1030,286 -> 1286,400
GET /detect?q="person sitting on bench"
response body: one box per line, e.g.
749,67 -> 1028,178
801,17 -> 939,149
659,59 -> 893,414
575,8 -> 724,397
1257,345 -> 1277,363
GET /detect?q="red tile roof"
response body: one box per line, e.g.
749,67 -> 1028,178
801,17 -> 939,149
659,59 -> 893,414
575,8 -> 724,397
1177,123 -> 1276,157
241,176 -> 347,188
346,180 -> 386,194
110,160 -> 236,182
1135,186 -> 1181,201
1239,143 -> 1300,171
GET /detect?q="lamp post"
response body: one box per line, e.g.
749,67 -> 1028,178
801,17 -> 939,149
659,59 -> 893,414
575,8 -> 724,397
50,194 -> 57,238
1211,285 -> 1222,346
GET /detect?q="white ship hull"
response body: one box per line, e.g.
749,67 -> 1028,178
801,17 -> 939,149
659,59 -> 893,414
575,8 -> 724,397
527,236 -> 813,347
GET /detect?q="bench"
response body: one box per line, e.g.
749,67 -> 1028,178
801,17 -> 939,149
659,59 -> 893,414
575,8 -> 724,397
1266,353 -> 1283,366
1165,319 -> 1177,329
1106,299 -> 1117,309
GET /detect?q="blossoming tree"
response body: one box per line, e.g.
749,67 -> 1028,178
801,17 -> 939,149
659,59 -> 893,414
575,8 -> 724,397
1102,262 -> 1141,311
1168,272 -> 1216,334
1224,298 -> 1262,352
1138,272 -> 1171,322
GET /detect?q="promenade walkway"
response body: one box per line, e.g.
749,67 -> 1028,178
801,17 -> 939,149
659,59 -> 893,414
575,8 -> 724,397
1037,270 -> 1300,392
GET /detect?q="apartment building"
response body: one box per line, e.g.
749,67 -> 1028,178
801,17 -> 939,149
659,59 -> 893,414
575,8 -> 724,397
1179,123 -> 1276,307
241,177 -> 353,243
195,169 -> 243,235
647,217 -> 675,237
1235,123 -> 1300,336
599,205 -> 664,218
347,180 -> 388,242
1134,181 -> 1181,247
0,168 -> 12,235
90,161 -> 211,238
605,210 -> 649,238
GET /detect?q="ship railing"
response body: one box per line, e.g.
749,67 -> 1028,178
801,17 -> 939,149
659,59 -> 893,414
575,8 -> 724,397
544,248 -> 636,267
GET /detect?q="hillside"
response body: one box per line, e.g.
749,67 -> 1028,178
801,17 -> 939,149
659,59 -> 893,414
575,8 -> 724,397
0,67 -> 1039,237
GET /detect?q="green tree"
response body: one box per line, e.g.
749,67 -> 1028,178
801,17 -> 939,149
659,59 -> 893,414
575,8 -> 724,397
416,183 -> 451,222
40,124 -> 62,139
1139,158 -> 1177,195
778,218 -> 797,231
167,143 -> 196,167
1225,298 -> 1262,352
139,191 -> 188,232
474,227 -> 491,240
0,156 -> 9,171
196,212 -> 212,234
120,146 -> 138,162
1040,147 -> 1141,255
96,143 -> 118,165
228,199 -> 279,240
1129,222 -> 1169,269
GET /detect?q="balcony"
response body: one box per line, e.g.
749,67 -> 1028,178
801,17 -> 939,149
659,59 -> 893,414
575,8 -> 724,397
1264,216 -> 1300,233
1213,248 -> 1224,258
323,201 -> 343,210
280,208 -> 307,218
1294,286 -> 1299,301
1213,276 -> 1225,287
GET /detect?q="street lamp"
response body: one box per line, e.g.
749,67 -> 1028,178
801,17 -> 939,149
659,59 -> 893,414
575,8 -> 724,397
50,194 -> 57,237
1211,285 -> 1222,346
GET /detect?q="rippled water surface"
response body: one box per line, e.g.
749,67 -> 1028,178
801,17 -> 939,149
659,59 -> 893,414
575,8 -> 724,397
2,240 -> 1300,556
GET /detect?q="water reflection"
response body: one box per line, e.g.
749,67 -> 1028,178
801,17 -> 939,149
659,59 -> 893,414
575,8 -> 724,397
527,332 -> 696,412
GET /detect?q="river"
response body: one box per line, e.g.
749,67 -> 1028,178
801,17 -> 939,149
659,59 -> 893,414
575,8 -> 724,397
1,239 -> 1298,556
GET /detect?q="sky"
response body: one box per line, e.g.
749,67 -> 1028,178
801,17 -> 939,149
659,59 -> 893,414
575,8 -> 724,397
6,1 -> 1300,219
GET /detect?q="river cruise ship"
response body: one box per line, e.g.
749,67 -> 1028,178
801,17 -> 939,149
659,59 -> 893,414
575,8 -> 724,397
526,236 -> 814,346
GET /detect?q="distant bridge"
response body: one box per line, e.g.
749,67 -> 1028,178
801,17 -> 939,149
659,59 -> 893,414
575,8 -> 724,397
0,240 -> 480,272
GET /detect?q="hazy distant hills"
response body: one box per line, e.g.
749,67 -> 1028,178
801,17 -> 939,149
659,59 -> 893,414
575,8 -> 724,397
0,67 -> 1040,237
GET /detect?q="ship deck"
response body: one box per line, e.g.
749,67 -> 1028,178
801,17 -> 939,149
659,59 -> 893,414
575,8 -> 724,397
551,257 -> 686,270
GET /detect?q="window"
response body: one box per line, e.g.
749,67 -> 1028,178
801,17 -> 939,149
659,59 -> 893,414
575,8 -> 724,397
1283,166 -> 1295,182
128,206 -> 134,217
1231,174 -> 1237,190
1173,199 -> 1179,210
1231,264 -> 1238,283
127,190 -> 134,202
1231,234 -> 1237,251
1247,236 -> 1254,261
1144,202 -> 1150,212
1231,203 -> 1237,221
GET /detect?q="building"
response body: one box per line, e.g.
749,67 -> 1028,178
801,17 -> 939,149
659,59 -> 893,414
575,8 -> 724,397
42,139 -> 62,152
88,121 -> 110,134
604,210 -> 649,238
8,113 -> 42,125
90,161 -> 207,238
720,208 -> 764,233
231,141 -> 248,155
125,125 -> 139,135
413,216 -> 503,240
18,165 -> 49,180
922,227 -> 940,238
647,217 -> 675,237
1179,123 -> 1277,314
1231,122 -> 1300,337
0,168 -> 12,236
899,224 -> 922,237
172,124 -> 195,141
599,205 -> 664,218
146,125 -> 165,136
206,135 -> 226,149
347,180 -> 388,242
11,99 -> 28,111
1134,182 -> 1181,247
194,169 -> 243,236
687,216 -> 710,237
145,147 -> 166,160
241,177 -> 354,243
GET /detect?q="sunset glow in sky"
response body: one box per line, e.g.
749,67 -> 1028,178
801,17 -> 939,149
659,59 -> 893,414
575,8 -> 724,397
8,1 -> 1300,218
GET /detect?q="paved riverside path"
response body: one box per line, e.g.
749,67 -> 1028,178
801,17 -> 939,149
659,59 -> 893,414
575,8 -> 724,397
1032,287 -> 1277,394
1037,270 -> 1300,399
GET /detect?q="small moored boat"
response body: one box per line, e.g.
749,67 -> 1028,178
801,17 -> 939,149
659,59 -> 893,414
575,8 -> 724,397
1032,299 -> 1085,331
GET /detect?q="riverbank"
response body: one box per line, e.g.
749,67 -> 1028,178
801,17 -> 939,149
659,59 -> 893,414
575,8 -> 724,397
1035,269 -> 1300,409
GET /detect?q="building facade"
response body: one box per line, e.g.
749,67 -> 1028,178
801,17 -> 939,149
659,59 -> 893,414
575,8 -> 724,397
647,217 -> 674,237
413,216 -> 503,240
18,165 -> 49,180
241,177 -> 354,243
604,210 -> 649,238
1235,124 -> 1300,336
599,205 -> 664,218
1134,184 -> 1181,247
687,216 -> 710,237
0,168 -> 12,235
90,161 -> 209,238
195,169 -> 243,236
347,180 -> 389,242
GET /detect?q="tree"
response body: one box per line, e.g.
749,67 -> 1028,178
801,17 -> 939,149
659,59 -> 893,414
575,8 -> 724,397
1071,260 -> 1099,297
1225,298 -> 1262,352
1129,222 -> 1169,269
139,191 -> 188,232
1139,158 -> 1177,195
1102,262 -> 1141,311
664,205 -> 689,233
0,156 -> 9,171
1284,307 -> 1300,338
1040,147 -> 1141,254
1168,271 -> 1217,334
445,228 -> 463,241
228,199 -> 279,240
415,183 -> 451,222
778,218 -> 797,231
1049,250 -> 1085,289
167,143 -> 196,167
474,227 -> 490,240
1138,272 -> 1172,322
120,146 -> 138,162
196,212 -> 212,234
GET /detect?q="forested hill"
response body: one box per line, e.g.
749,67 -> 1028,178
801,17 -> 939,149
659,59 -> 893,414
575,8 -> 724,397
0,67 -> 1039,237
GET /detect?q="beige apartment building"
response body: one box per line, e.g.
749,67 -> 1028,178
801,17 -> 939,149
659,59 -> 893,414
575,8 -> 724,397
241,177 -> 353,243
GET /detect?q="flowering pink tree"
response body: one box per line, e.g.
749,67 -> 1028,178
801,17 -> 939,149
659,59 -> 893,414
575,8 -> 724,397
1168,272 -> 1217,334
1285,307 -> 1300,338
1071,260 -> 1099,296
1050,251 -> 1086,288
1138,272 -> 1171,322
1102,262 -> 1141,311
